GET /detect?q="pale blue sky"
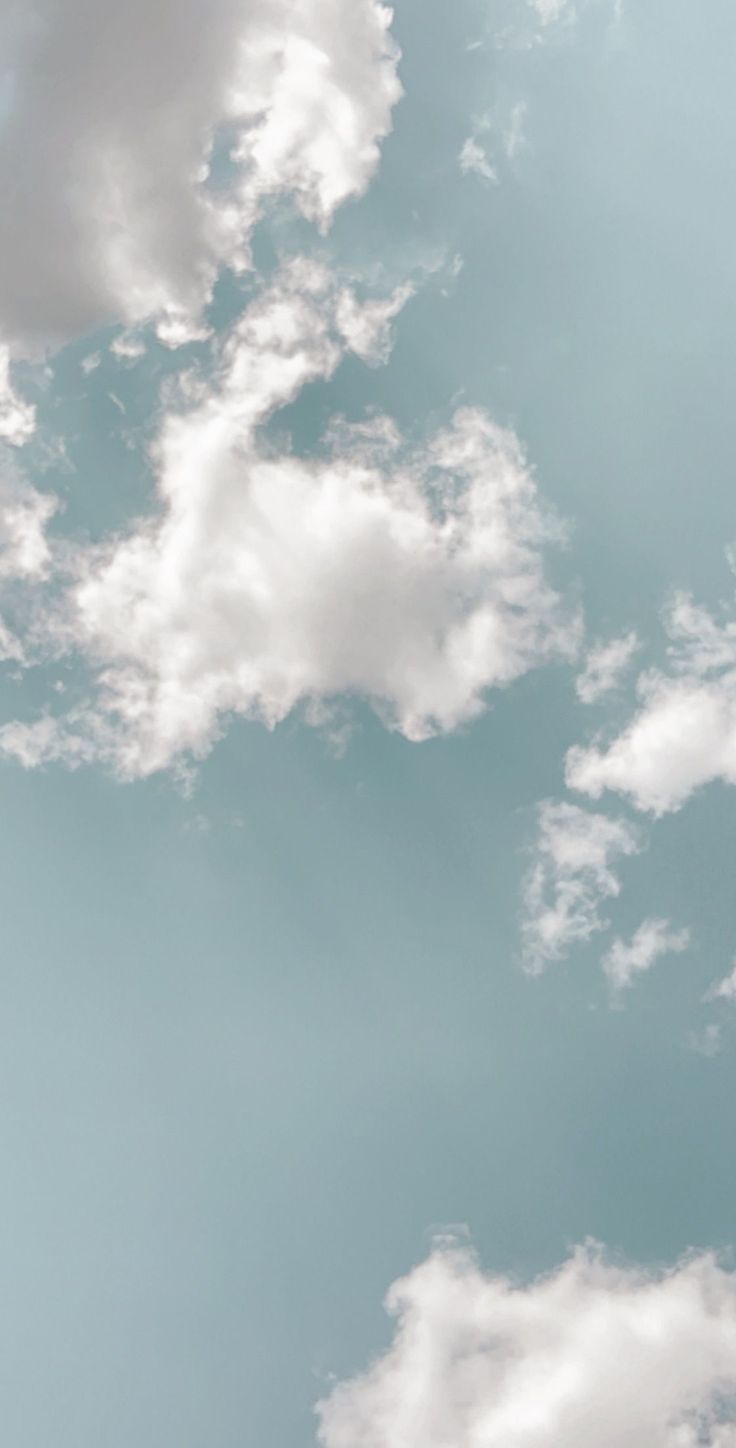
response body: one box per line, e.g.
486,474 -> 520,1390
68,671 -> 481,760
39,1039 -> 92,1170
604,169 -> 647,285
2,1 -> 736,1443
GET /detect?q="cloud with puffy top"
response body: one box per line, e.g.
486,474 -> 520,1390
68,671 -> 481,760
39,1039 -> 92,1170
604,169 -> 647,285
317,1238 -> 736,1448
0,259 -> 577,777
0,0 -> 401,355
0,0 -> 586,783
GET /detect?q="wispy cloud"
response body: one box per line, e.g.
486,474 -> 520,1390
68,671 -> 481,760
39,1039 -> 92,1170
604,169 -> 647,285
576,630 -> 640,704
602,917 -> 690,997
521,800 -> 643,973
459,136 -> 498,183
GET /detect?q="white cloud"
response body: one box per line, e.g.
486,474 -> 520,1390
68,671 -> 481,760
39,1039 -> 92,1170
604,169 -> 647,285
705,961 -> 736,1005
0,461 -> 58,666
576,629 -> 640,704
0,258 -> 577,778
567,590 -> 736,814
0,618 -> 25,666
0,0 -> 585,782
334,281 -> 415,365
459,137 -> 498,183
602,917 -> 690,995
521,800 -> 643,973
567,675 -> 736,814
459,99 -> 526,188
0,463 -> 56,582
690,952 -> 736,1056
529,0 -> 576,24
79,352 -> 101,377
0,0 -> 401,354
109,334 -> 147,364
528,0 -> 622,26
317,1239 -> 736,1448
0,347 -> 35,445
504,101 -> 528,161
521,0 -> 625,42
0,712 -> 99,771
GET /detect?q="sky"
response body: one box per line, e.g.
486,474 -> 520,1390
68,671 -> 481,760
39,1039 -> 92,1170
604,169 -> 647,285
2,1 -> 736,1443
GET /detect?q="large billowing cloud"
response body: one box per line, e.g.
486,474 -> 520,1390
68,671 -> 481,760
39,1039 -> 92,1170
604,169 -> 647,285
317,1239 -> 736,1448
0,0 -> 401,353
0,0 -> 583,781
567,591 -> 736,814
0,260 -> 578,778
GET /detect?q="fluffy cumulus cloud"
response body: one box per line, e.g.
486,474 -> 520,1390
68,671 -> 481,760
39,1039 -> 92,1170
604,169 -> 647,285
317,1239 -> 736,1448
521,800 -> 643,973
602,917 -> 690,996
567,591 -> 736,814
576,629 -> 639,704
0,261 -> 578,778
0,0 -> 401,353
0,0 -> 584,781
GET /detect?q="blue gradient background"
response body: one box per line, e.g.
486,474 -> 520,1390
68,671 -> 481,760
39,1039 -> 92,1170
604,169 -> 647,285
3,2 -> 736,1443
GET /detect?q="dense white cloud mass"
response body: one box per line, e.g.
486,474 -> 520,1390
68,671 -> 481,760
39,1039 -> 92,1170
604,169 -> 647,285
317,1240 -> 736,1448
0,0 -> 401,353
576,629 -> 639,704
0,0 -> 584,781
567,592 -> 736,814
0,263 -> 577,778
602,917 -> 690,995
522,800 -> 643,972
